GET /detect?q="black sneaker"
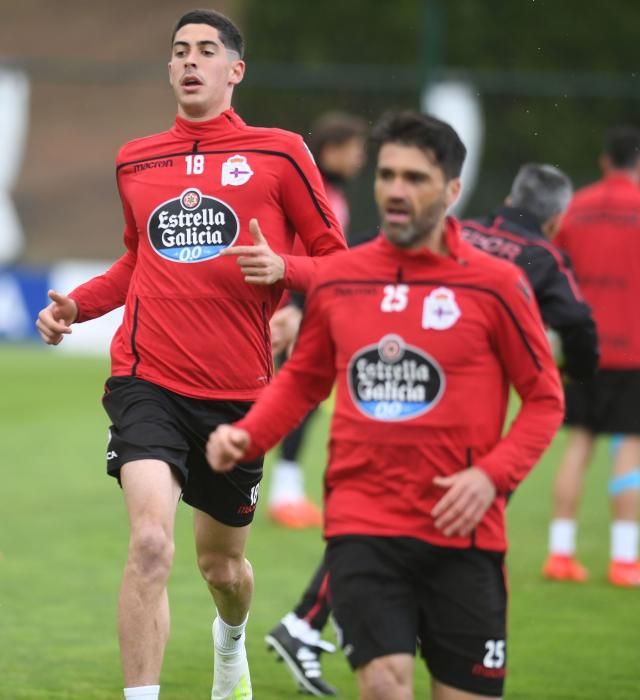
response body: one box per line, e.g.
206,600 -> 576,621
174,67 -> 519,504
265,621 -> 338,696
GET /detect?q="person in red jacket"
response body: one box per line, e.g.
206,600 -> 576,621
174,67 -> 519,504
35,10 -> 345,700
207,111 -> 564,700
543,125 -> 640,588
262,161 -> 599,698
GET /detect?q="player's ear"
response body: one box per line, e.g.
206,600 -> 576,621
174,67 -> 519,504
445,177 -> 462,209
228,59 -> 245,86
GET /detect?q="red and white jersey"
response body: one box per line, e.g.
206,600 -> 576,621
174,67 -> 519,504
555,172 -> 640,369
238,218 -> 564,551
69,109 -> 346,399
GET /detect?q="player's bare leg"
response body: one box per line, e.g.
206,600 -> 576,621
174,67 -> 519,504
194,511 -> 253,698
356,654 -> 413,700
552,427 -> 595,518
608,435 -> 640,586
543,427 -> 594,581
119,460 -> 182,687
431,678 -> 502,700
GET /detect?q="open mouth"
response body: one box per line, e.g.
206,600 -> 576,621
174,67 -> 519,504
384,206 -> 412,224
181,75 -> 203,89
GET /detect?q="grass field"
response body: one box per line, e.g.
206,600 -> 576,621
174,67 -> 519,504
1,345 -> 638,700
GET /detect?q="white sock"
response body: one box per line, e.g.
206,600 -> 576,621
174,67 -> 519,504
282,612 -> 336,652
268,460 -> 304,505
611,520 -> 639,563
549,519 -> 577,556
214,615 -> 248,655
123,686 -> 160,700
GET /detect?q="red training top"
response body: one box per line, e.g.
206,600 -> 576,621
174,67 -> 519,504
237,218 -> 564,551
555,172 -> 640,369
69,109 -> 346,399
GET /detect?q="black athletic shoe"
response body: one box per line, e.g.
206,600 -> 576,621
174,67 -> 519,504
265,621 -> 338,697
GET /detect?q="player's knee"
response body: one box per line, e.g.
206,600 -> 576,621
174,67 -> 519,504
358,656 -> 413,700
128,523 -> 175,581
197,550 -> 247,593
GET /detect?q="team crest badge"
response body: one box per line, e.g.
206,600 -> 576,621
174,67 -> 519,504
422,287 -> 461,330
221,155 -> 253,186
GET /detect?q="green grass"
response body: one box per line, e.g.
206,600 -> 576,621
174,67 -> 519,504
0,345 -> 638,699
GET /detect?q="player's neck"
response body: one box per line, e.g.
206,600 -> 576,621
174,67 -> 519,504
411,219 -> 449,256
177,98 -> 233,123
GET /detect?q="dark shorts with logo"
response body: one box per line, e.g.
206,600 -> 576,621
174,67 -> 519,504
326,536 -> 507,697
564,369 -> 640,434
102,376 -> 263,526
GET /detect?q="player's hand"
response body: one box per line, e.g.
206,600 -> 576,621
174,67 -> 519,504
270,304 -> 303,356
35,289 -> 78,345
431,467 -> 497,537
221,218 -> 286,284
206,424 -> 251,473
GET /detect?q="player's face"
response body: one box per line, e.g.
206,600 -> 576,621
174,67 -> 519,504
323,137 -> 367,180
168,24 -> 244,120
375,143 -> 461,250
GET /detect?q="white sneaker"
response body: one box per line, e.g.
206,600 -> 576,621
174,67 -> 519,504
212,620 -> 252,700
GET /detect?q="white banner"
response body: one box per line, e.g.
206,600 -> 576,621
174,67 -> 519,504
0,67 -> 30,263
422,81 -> 484,217
49,261 -> 123,355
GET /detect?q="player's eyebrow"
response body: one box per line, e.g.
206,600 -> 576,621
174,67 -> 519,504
172,39 -> 221,50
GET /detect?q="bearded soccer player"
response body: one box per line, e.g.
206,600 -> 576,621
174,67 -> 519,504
207,111 -> 564,700
35,9 -> 345,700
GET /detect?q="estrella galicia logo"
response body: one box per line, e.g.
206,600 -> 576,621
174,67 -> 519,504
147,188 -> 239,263
347,334 -> 444,421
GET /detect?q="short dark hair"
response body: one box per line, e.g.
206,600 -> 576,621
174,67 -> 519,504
509,163 -> 573,223
370,111 -> 466,180
307,112 -> 367,160
171,9 -> 244,58
604,125 -> 640,169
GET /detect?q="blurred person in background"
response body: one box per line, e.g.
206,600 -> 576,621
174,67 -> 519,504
461,162 -> 598,385
35,9 -> 346,700
207,111 -> 564,700
542,125 -> 640,587
263,161 -> 598,697
268,111 -> 368,529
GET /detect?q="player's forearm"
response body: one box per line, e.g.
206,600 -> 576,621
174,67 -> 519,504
477,381 -> 564,493
69,251 -> 135,322
280,254 -> 320,293
236,366 -> 333,460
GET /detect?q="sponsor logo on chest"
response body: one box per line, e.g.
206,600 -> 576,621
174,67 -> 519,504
147,188 -> 239,263
348,334 -> 445,421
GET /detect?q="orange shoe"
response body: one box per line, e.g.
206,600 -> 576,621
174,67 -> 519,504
268,499 -> 323,529
542,554 -> 588,582
608,560 -> 640,587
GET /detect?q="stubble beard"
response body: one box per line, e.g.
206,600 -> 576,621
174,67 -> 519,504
383,199 -> 447,250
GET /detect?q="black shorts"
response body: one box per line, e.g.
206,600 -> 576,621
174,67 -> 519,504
102,376 -> 263,526
326,536 -> 507,697
564,369 -> 640,434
